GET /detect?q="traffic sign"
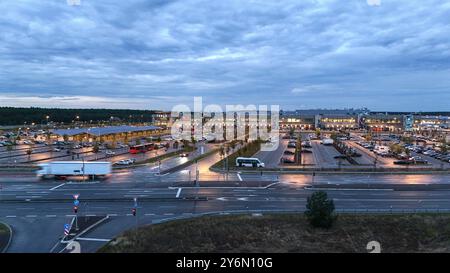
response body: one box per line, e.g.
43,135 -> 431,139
73,194 -> 80,200
64,224 -> 70,236
73,200 -> 80,206
133,197 -> 138,207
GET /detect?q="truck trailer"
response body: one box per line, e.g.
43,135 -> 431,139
321,138 -> 334,145
37,161 -> 112,179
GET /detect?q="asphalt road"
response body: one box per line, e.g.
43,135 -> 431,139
4,183 -> 450,252
1,141 -> 450,253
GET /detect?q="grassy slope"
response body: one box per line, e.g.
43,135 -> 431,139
0,222 -> 11,252
99,214 -> 450,253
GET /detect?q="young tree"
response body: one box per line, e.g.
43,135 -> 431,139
289,127 -> 295,137
26,149 -> 32,161
93,143 -> 100,154
440,139 -> 448,154
6,144 -> 13,162
295,135 -> 302,165
315,128 -> 321,138
305,191 -> 336,229
229,141 -> 236,152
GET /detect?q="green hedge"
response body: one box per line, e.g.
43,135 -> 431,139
211,140 -> 262,170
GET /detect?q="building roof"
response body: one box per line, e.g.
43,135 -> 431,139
51,125 -> 161,137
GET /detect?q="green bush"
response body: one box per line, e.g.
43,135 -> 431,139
305,191 -> 336,229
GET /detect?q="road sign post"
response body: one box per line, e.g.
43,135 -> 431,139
64,223 -> 70,237
133,198 -> 138,242
73,194 -> 80,231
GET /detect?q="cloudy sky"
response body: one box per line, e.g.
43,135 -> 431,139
0,0 -> 449,111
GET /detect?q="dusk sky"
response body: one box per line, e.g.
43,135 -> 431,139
0,0 -> 449,111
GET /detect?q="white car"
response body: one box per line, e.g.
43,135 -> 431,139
125,158 -> 136,164
114,160 -> 131,166
105,150 -> 116,156
53,148 -> 61,152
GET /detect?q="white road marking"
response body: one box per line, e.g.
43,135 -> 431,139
176,188 -> 182,198
49,241 -> 61,253
145,213 -> 155,216
46,215 -> 57,217
76,237 -> 111,242
26,215 -> 37,217
107,214 -> 118,217
50,183 -> 66,191
6,215 -> 17,218
164,213 -> 174,215
237,172 -> 243,181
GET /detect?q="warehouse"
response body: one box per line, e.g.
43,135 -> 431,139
51,125 -> 163,143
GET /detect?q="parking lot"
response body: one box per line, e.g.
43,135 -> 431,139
250,131 -> 450,170
0,137 -> 180,167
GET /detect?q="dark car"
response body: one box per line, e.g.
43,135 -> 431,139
394,160 -> 412,165
284,150 -> 295,155
281,156 -> 295,163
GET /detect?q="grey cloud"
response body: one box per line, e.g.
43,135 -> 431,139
0,0 -> 449,111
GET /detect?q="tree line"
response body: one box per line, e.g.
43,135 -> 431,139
0,107 -> 157,126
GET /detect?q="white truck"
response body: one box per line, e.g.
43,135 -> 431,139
37,161 -> 112,179
321,138 -> 334,145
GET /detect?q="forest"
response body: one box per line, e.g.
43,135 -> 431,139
0,107 -> 157,126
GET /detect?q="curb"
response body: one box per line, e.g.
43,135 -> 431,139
168,181 -> 280,190
209,167 -> 450,175
0,222 -> 13,253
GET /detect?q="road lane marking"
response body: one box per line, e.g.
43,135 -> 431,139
145,213 -> 155,216
176,188 -> 182,198
50,183 -> 66,191
107,214 -> 118,217
164,213 -> 174,215
46,215 -> 57,217
6,215 -> 16,218
26,215 -> 37,217
237,173 -> 243,181
76,237 -> 111,242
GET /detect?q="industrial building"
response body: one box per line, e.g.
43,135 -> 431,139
51,125 -> 163,143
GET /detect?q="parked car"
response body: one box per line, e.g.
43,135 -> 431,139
287,143 -> 296,148
105,150 -> 116,156
281,156 -> 295,163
